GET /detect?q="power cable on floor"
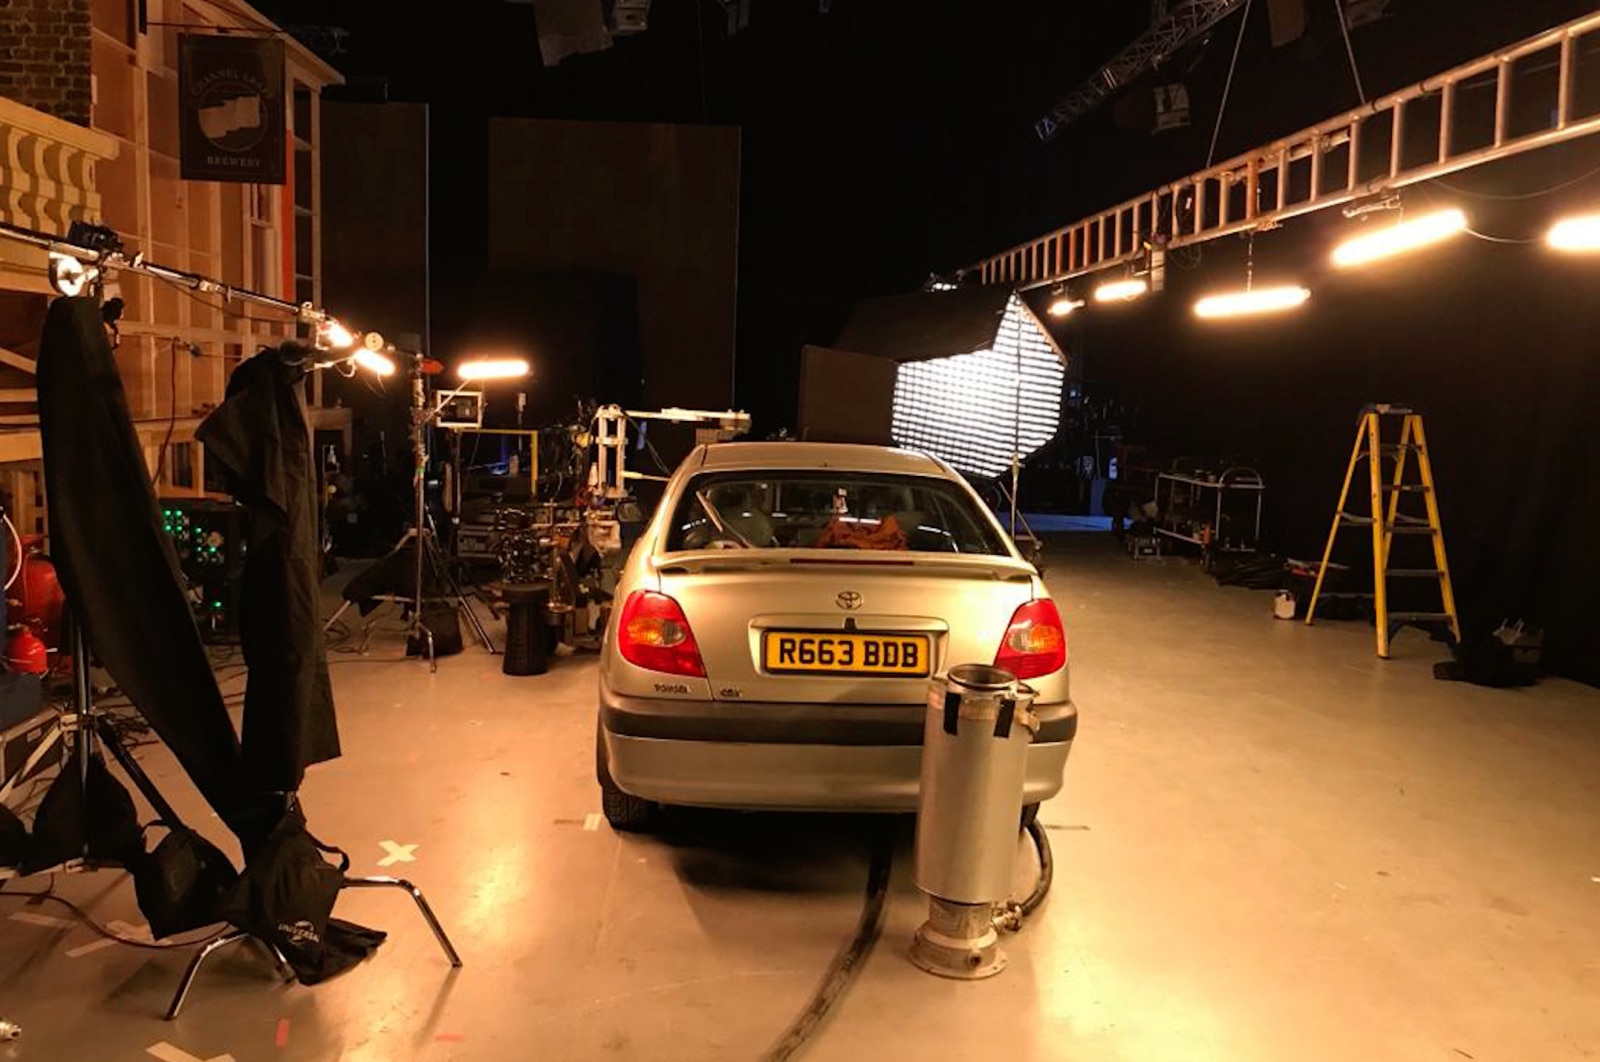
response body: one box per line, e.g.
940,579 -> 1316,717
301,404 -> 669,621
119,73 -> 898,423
0,875 -> 226,950
758,828 -> 892,1062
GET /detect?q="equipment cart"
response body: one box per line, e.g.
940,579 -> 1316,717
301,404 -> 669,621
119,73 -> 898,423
1153,461 -> 1265,569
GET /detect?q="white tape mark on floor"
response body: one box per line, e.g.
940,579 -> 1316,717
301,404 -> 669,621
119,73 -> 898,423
66,920 -> 150,958
377,840 -> 418,867
146,1041 -> 236,1062
9,911 -> 74,929
65,937 -> 116,959
583,813 -> 603,832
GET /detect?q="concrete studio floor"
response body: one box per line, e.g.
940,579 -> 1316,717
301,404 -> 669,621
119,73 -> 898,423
3,537 -> 1599,1062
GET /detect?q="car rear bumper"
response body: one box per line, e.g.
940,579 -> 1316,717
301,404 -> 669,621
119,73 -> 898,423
599,683 -> 1076,811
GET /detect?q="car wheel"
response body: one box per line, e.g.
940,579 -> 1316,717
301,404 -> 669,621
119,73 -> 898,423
596,722 -> 659,831
601,781 -> 658,831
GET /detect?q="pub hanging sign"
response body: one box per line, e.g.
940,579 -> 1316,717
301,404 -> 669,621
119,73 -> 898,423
178,33 -> 287,185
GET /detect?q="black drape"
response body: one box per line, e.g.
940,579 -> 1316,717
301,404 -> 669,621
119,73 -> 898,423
37,297 -> 251,835
198,347 -> 341,792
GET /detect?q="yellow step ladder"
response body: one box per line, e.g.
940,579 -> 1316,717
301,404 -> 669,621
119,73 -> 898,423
1306,405 -> 1461,658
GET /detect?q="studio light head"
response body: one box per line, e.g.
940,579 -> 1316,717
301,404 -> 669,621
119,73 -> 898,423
65,220 -> 123,256
48,253 -> 95,297
314,317 -> 356,351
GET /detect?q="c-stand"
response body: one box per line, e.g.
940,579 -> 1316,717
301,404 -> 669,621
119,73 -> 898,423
323,348 -> 497,670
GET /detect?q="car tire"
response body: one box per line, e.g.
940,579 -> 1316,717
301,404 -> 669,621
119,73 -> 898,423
602,782 -> 658,831
596,722 -> 659,832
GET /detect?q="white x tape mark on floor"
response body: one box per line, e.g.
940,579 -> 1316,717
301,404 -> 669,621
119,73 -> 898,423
377,840 -> 418,867
146,1041 -> 235,1062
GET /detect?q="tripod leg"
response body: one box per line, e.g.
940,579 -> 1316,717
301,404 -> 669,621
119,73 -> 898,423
425,529 -> 497,654
323,599 -> 355,634
0,724 -> 63,805
343,876 -> 463,967
96,717 -> 184,826
166,930 -> 251,1020
249,936 -> 296,983
450,577 -> 497,654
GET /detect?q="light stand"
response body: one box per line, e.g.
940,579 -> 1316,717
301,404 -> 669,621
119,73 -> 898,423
0,622 -> 186,877
323,348 -> 497,670
0,221 -> 457,1017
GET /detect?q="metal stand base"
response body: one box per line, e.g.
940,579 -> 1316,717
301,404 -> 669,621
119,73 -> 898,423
910,897 -> 1006,980
322,528 -> 497,673
164,875 -> 462,1020
165,931 -> 294,1020
343,875 -> 464,967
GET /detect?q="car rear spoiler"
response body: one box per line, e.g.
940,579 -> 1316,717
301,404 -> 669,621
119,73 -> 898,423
655,549 -> 1037,582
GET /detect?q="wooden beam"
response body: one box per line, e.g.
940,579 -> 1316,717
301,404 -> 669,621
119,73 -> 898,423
0,347 -> 36,375
0,388 -> 37,403
0,430 -> 41,463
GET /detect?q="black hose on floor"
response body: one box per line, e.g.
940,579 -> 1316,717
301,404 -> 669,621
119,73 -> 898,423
1019,817 -> 1054,917
758,829 -> 893,1062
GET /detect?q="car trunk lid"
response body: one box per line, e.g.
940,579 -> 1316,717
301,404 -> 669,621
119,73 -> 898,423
654,550 -> 1037,705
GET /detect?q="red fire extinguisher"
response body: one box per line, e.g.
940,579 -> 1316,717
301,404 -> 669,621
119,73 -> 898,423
5,626 -> 47,674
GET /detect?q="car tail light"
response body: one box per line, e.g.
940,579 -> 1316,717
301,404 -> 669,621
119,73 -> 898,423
617,590 -> 706,677
994,599 -> 1067,680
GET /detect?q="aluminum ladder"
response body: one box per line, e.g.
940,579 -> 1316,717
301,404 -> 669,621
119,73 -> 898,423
1305,404 -> 1460,658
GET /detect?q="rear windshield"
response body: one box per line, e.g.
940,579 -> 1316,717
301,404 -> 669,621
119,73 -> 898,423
665,471 -> 1008,555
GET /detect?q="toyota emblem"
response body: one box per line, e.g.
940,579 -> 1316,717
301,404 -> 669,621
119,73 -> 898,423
836,591 -> 863,611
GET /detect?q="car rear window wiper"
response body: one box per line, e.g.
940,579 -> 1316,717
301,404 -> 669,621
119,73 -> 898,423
695,489 -> 755,548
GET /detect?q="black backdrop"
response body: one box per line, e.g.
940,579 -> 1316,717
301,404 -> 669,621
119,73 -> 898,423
1050,149 -> 1600,687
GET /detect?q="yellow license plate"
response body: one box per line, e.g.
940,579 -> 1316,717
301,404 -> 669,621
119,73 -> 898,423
763,632 -> 931,676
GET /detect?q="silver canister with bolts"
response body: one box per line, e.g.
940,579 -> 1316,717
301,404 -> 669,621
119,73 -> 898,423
911,663 -> 1039,979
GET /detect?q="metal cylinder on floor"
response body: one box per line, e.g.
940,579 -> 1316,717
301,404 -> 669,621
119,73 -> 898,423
910,663 -> 1038,980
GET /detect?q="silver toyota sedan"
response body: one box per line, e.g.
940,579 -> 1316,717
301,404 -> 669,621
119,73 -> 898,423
596,441 -> 1077,829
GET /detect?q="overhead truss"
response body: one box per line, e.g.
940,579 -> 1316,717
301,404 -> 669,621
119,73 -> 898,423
980,9 -> 1600,290
1034,0 -> 1248,142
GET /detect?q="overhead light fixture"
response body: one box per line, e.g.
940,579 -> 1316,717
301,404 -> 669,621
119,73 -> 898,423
1545,212 -> 1600,253
1331,207 -> 1467,268
47,252 -> 92,297
1093,277 -> 1149,303
1194,284 -> 1311,320
458,358 -> 530,382
352,348 -> 397,376
1047,295 -> 1085,317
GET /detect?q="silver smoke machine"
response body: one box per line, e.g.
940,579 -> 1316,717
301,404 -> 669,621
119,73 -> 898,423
911,663 -> 1048,979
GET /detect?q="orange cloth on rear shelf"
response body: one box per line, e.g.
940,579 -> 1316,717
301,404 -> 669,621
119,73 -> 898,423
816,514 -> 908,551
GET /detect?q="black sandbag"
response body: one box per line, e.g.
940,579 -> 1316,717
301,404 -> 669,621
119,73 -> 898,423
217,806 -> 384,984
0,803 -> 26,868
23,753 -> 142,873
133,825 -> 240,939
